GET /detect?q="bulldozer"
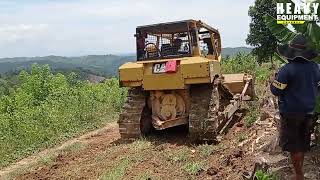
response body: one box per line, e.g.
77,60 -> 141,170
118,20 -> 255,141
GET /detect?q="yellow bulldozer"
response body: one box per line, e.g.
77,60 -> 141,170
118,20 -> 255,141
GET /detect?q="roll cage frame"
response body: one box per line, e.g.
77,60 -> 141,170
135,20 -> 222,61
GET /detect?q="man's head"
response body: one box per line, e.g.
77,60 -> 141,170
277,34 -> 318,61
173,38 -> 182,48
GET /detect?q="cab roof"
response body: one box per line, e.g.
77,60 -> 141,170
136,19 -> 219,35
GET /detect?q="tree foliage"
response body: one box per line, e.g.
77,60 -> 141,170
263,0 -> 320,62
222,53 -> 273,83
264,0 -> 320,113
0,64 -> 127,167
247,0 -> 278,63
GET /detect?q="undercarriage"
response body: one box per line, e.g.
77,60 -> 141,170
118,75 -> 253,141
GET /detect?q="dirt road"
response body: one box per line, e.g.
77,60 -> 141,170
0,119 -> 258,180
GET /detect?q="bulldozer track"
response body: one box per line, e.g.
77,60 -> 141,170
118,88 -> 146,139
189,84 -> 220,141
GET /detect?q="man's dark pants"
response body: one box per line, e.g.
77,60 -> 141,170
280,113 -> 313,153
280,113 -> 314,179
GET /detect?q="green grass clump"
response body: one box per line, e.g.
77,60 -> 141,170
39,154 -> 57,166
244,101 -> 260,127
254,170 -> 277,180
182,161 -> 206,175
130,138 -> 152,152
0,64 -> 127,168
101,158 -> 131,180
62,142 -> 86,154
100,140 -> 152,180
238,133 -> 248,142
166,147 -> 191,163
196,144 -> 215,157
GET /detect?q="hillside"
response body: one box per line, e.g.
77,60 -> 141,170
221,47 -> 252,57
0,47 -> 252,76
0,55 -> 135,77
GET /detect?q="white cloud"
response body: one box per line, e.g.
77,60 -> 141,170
0,24 -> 49,43
0,0 -> 255,57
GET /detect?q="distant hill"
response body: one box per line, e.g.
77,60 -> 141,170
0,47 -> 251,77
222,47 -> 252,57
0,55 -> 135,77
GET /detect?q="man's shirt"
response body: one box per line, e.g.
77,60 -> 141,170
270,58 -> 320,114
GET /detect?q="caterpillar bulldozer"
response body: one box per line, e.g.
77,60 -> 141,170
118,20 -> 255,141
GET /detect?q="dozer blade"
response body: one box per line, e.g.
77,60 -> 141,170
188,74 -> 255,142
221,73 -> 255,100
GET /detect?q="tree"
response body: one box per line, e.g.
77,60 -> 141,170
246,0 -> 278,63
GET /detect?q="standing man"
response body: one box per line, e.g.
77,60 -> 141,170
271,34 -> 319,180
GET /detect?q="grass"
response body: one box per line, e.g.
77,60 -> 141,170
238,133 -> 248,142
196,144 -> 215,157
254,170 -> 277,180
62,142 -> 86,154
182,161 -> 207,175
101,139 -> 152,179
39,154 -> 57,166
244,101 -> 260,127
130,138 -> 152,151
101,157 -> 131,180
95,151 -> 108,162
166,147 -> 191,163
100,139 -> 211,179
101,156 -> 143,179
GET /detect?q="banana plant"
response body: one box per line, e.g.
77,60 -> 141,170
264,0 -> 320,114
263,0 -> 320,62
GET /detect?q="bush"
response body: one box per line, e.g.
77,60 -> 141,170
222,53 -> 275,127
0,64 -> 127,168
221,53 -> 273,83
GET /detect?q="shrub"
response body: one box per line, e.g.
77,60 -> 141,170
0,64 -> 127,168
222,53 -> 274,128
244,101 -> 260,127
221,53 -> 273,83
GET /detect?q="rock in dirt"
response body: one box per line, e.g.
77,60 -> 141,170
236,122 -> 244,127
260,109 -> 274,121
220,155 -> 232,166
242,171 -> 253,180
261,135 -> 282,154
207,167 -> 218,176
255,153 -> 288,169
233,150 -> 243,158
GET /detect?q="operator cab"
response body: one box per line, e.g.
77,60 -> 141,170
135,20 -> 222,61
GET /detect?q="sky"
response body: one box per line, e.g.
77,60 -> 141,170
0,0 -> 255,58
